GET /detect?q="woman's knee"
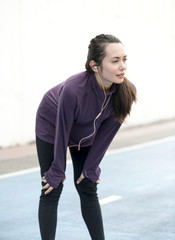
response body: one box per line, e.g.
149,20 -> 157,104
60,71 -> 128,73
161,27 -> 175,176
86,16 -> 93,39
75,178 -> 97,195
40,182 -> 63,204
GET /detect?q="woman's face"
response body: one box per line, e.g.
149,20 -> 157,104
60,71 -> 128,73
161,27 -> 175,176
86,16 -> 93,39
97,42 -> 127,89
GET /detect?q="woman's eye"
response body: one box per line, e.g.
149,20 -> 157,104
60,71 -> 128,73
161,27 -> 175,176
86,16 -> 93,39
112,58 -> 127,63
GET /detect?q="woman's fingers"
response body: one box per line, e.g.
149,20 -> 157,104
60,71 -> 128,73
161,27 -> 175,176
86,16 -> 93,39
77,173 -> 100,184
42,176 -> 47,183
41,177 -> 54,194
76,173 -> 85,184
42,182 -> 54,194
45,186 -> 54,195
96,179 -> 100,184
42,183 -> 50,190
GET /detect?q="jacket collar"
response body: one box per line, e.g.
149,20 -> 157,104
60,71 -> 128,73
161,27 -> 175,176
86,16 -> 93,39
90,72 -> 116,98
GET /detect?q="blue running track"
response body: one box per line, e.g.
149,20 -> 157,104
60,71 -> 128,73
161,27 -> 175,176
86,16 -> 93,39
0,136 -> 175,240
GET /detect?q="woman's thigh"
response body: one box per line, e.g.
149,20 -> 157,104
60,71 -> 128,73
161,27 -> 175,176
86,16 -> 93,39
69,146 -> 91,181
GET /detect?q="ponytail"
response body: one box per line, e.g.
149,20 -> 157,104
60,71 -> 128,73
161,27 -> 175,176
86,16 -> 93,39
113,77 -> 137,123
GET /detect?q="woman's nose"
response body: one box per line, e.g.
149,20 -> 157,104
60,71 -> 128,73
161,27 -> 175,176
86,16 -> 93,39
119,61 -> 127,70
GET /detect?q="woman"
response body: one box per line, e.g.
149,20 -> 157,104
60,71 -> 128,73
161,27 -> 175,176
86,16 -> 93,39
35,34 -> 137,240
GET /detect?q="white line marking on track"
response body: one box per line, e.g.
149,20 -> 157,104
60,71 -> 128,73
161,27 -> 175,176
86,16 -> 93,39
0,161 -> 72,179
1,135 -> 174,179
99,195 -> 123,205
0,167 -> 40,179
106,135 -> 175,156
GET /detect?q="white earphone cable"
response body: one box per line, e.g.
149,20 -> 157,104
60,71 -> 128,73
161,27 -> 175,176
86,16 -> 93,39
76,73 -> 109,150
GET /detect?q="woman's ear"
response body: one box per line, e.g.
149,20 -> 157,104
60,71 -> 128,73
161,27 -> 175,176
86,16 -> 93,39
89,60 -> 98,72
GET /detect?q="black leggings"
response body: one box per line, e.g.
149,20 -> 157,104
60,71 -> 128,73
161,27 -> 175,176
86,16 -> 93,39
36,136 -> 105,240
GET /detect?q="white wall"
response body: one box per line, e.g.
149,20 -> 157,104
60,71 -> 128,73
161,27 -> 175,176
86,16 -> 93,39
0,0 -> 175,147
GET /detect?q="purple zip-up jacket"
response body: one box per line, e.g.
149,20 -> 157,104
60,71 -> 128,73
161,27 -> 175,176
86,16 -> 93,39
35,71 -> 121,188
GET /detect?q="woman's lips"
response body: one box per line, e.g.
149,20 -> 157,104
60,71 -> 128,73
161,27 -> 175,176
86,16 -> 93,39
116,73 -> 125,78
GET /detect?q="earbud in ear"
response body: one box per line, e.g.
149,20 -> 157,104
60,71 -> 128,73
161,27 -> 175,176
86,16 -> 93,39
94,66 -> 98,69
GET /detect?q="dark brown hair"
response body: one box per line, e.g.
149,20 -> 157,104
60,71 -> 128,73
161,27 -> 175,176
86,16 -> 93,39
85,34 -> 137,123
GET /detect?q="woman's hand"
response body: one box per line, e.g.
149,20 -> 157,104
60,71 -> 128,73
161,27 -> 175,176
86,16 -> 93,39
76,173 -> 85,184
42,176 -> 54,195
76,173 -> 100,184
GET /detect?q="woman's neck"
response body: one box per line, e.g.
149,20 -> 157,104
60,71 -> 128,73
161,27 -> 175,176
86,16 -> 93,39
95,73 -> 112,94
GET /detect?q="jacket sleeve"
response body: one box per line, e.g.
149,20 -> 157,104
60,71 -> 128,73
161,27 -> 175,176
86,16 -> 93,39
82,117 -> 121,183
44,87 -> 76,188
